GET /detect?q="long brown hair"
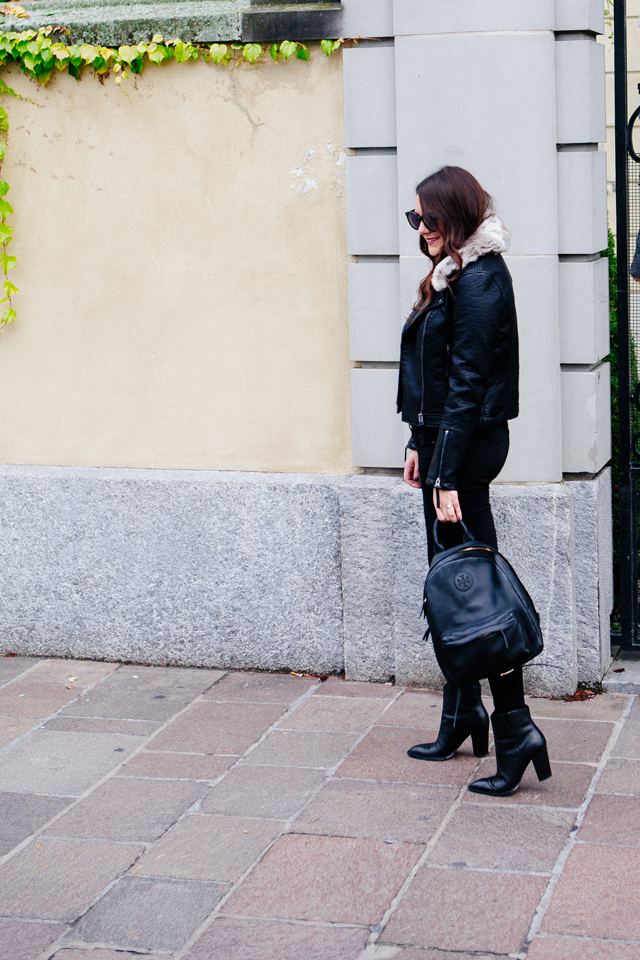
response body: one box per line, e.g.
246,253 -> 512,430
414,166 -> 493,310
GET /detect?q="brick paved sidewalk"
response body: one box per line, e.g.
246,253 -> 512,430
0,657 -> 638,960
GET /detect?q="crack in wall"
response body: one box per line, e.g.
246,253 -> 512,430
224,71 -> 265,130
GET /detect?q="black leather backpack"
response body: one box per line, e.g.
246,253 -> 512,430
423,520 -> 543,687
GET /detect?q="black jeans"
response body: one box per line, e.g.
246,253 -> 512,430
415,421 -> 510,564
414,421 -> 524,714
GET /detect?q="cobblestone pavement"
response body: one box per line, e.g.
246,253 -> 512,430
0,657 -> 638,960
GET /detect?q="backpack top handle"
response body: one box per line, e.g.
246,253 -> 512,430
432,518 -> 476,553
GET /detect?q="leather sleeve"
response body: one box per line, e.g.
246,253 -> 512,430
426,271 -> 503,489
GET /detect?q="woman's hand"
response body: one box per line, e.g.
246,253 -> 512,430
403,449 -> 421,488
434,487 -> 462,522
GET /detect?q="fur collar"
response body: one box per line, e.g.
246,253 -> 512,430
430,215 -> 510,292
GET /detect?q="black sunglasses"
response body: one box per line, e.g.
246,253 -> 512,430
405,210 -> 440,232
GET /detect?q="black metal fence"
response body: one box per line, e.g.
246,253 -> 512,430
614,0 -> 640,650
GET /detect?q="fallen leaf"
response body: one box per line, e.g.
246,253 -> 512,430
557,689 -> 596,702
614,668 -> 626,673
68,676 -> 77,682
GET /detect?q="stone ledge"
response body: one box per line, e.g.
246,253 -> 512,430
242,4 -> 341,43
0,0 -> 342,46
603,659 -> 640,694
0,465 -> 612,696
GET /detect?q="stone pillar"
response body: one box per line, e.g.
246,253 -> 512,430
341,0 -> 613,691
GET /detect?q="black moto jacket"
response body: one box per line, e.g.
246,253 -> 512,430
397,251 -> 519,490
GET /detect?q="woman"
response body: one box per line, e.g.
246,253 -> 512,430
397,166 -> 551,797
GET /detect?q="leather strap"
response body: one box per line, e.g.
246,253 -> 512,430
433,518 -> 474,553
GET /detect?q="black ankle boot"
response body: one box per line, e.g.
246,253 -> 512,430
468,706 -> 552,796
407,683 -> 489,762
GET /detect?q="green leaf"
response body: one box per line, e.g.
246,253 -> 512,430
1,306 -> 16,324
118,45 -> 137,64
0,224 -> 13,242
270,43 -> 278,61
242,43 -> 262,64
79,44 -> 98,63
91,55 -> 108,74
3,279 -> 17,297
0,197 -> 13,216
320,39 -> 332,57
296,44 -> 309,61
0,181 -> 9,197
0,145 -> 6,162
173,40 -> 198,63
209,43 -> 229,65
279,40 -> 297,60
1,251 -> 17,271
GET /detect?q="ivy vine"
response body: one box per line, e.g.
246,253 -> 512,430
0,28 -> 346,326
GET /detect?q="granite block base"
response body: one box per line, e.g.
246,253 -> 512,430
0,466 -> 611,695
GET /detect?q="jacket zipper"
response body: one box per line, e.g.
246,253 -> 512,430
434,429 -> 450,489
418,314 -> 427,424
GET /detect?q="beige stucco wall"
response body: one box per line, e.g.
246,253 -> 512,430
0,46 -> 353,473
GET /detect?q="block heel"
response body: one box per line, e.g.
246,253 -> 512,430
532,744 -> 552,782
471,725 -> 489,757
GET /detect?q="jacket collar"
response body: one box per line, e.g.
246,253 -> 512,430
430,215 -> 510,292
